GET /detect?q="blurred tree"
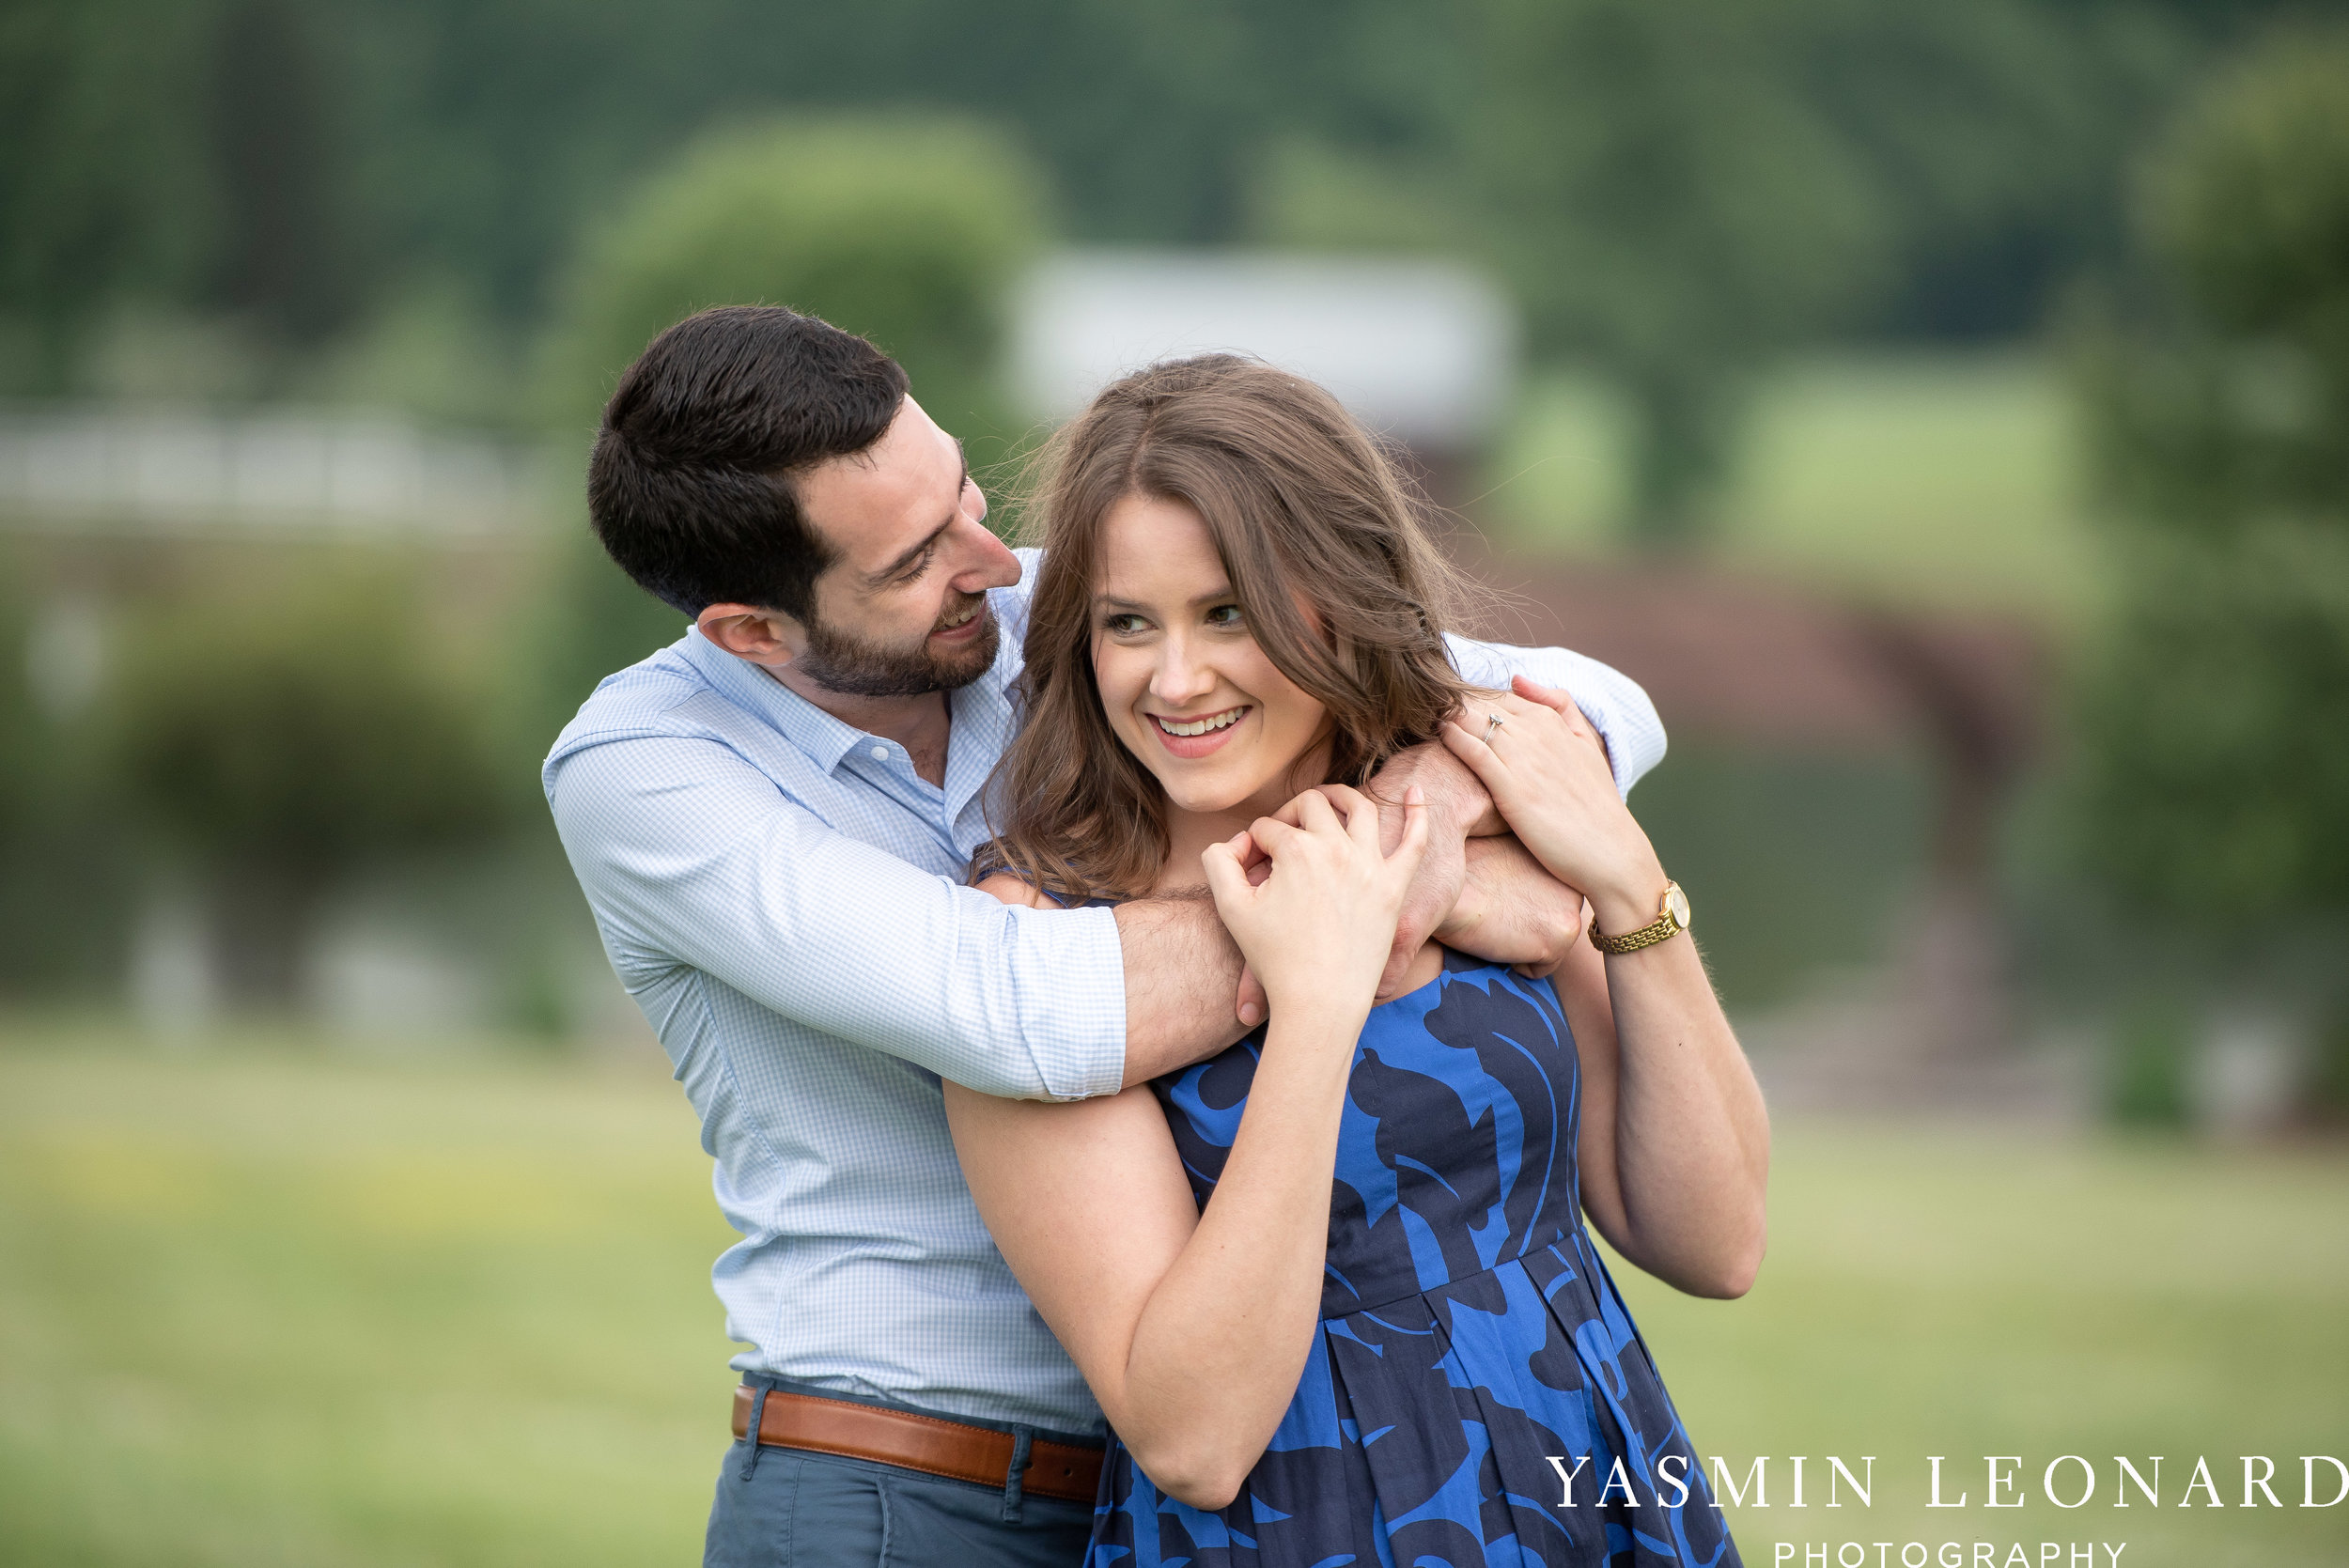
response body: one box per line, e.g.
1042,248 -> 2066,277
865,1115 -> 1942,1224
542,115 -> 1049,440
0,584 -> 136,997
206,0 -> 371,346
0,0 -> 220,386
2075,26 -> 2349,1098
107,575 -> 506,1012
531,115 -> 1050,727
0,0 -> 2291,425
1470,0 -> 1894,539
1467,0 -> 2184,540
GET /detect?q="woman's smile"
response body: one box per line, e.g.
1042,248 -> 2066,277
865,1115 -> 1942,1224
1089,492 -> 1329,820
1147,703 -> 1252,757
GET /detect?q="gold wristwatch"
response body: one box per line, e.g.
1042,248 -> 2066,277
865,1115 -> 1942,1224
1588,880 -> 1691,955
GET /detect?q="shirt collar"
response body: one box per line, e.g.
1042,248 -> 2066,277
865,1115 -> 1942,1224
677,626 -> 870,775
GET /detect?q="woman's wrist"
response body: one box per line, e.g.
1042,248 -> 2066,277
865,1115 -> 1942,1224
1259,977 -> 1377,1031
1581,851 -> 1670,938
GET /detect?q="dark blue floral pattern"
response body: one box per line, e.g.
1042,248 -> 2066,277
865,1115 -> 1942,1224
1088,949 -> 1742,1567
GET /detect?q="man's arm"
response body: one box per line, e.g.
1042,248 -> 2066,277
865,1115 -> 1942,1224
550,736 -> 1131,1101
1361,644 -> 1667,992
1113,893 -> 1253,1084
977,872 -> 1253,1088
1443,634 -> 1665,798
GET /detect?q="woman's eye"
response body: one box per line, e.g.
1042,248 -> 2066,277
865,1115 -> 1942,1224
1204,603 -> 1245,629
1104,613 -> 1147,635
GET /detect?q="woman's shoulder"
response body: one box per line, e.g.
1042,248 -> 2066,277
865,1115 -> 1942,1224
975,870 -> 1121,911
975,870 -> 1056,908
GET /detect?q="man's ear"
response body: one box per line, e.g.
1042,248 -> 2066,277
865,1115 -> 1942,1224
696,603 -> 801,667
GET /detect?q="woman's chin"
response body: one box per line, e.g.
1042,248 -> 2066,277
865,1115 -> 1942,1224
1157,771 -> 1268,820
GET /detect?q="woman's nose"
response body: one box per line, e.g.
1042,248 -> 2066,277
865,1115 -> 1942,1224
1151,637 -> 1217,705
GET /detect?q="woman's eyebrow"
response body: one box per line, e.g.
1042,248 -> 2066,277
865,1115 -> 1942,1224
1091,585 -> 1236,612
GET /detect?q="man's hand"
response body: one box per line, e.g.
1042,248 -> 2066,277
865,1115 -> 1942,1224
1252,739 -> 1486,999
1364,731 -> 1517,994
1439,836 -> 1585,977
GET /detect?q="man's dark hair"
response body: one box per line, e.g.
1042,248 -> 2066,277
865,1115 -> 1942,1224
587,305 -> 910,618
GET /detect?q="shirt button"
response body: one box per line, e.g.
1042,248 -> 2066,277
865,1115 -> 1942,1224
869,745 -> 889,760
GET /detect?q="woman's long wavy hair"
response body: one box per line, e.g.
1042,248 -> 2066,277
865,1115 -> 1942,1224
981,354 -> 1488,901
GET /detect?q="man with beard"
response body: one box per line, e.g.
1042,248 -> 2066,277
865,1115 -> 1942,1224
542,305 -> 1668,1568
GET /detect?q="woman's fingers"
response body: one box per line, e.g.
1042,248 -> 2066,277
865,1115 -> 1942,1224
1314,784 -> 1380,847
1200,835 -> 1252,908
1289,786 -> 1344,836
1439,715 -> 1504,782
1247,814 -> 1311,860
1510,674 -> 1579,720
1388,784 -> 1430,874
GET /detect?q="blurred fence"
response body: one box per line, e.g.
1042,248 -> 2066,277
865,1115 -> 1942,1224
0,407 -> 550,538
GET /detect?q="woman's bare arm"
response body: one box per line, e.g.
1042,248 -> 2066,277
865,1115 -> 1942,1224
952,789 -> 1424,1509
944,994 -> 1361,1509
1443,678 -> 1768,1299
1548,919 -> 1768,1296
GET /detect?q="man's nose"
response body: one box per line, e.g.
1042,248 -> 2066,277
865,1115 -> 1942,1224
947,511 -> 1022,593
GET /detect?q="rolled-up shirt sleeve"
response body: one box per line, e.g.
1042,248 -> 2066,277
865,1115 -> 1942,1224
1443,634 -> 1667,798
548,736 -> 1127,1101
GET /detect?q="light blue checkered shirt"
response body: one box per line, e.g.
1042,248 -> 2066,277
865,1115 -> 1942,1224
543,549 -> 1666,1434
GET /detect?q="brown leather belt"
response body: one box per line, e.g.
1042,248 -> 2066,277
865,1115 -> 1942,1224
731,1386 -> 1104,1504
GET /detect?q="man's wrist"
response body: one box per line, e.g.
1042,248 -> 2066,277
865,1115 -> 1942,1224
1432,874 -> 1486,946
1377,742 -> 1493,846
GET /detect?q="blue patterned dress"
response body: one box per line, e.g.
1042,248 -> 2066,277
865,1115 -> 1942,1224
1087,949 -> 1742,1568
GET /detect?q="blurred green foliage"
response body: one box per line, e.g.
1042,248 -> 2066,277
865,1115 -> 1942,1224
530,116 -> 1051,731
540,116 -> 1050,442
0,0 -> 2304,515
1470,0 -> 2183,536
105,573 -> 507,1009
2077,29 -> 2349,928
2106,997 -> 2197,1127
0,579 -> 137,997
2073,27 -> 2349,1111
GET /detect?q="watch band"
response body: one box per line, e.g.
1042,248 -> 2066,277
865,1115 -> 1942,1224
1588,881 -> 1688,955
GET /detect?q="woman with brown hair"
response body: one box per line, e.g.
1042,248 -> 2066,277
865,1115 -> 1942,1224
946,354 -> 1766,1567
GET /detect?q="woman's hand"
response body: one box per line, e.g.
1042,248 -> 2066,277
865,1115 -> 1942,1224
1440,676 -> 1667,937
1201,784 -> 1427,1015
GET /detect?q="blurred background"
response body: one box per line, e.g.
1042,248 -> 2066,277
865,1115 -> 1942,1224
1,1 -> 2344,1563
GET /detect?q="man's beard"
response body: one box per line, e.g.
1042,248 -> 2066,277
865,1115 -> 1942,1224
794,596 -> 1000,699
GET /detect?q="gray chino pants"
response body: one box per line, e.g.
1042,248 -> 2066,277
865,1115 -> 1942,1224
704,1378 -> 1097,1568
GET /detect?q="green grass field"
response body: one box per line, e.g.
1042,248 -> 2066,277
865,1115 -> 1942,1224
3,1032 -> 2343,1567
1485,353 -> 2107,620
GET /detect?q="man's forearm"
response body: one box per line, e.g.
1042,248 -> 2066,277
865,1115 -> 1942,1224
1372,741 -> 1503,839
1114,892 -> 1253,1086
1437,834 -> 1584,972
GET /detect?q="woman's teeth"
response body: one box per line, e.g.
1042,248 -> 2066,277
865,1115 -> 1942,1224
1154,707 -> 1246,737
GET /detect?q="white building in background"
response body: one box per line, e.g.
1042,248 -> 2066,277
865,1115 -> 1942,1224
1010,250 -> 1517,454
0,406 -> 547,538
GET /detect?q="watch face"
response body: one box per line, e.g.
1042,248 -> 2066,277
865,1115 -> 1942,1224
1665,883 -> 1691,930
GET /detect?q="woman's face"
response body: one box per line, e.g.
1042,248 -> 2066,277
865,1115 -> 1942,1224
1090,492 -> 1330,820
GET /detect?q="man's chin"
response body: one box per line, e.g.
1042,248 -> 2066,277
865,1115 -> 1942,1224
796,608 -> 999,699
928,614 -> 1000,690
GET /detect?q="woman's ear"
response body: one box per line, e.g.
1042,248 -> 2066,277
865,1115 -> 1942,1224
696,604 -> 802,667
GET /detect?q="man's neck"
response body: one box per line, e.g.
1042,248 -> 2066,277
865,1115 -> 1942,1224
766,666 -> 954,786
